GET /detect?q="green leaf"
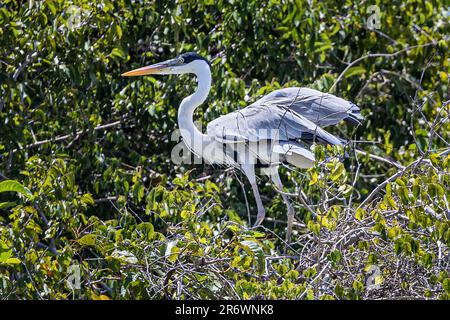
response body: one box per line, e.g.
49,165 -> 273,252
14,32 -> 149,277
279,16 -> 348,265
110,250 -> 138,264
0,242 -> 13,262
110,47 -> 125,59
136,222 -> 155,241
330,162 -> 345,181
240,240 -> 265,275
0,242 -> 14,264
165,240 -> 180,263
0,202 -> 16,209
355,208 -> 366,221
328,249 -> 343,265
5,257 -> 21,265
309,171 -> 318,185
422,253 -> 433,268
443,278 -> 450,293
77,234 -> 97,247
344,66 -> 366,79
80,194 -> 94,206
247,230 -> 266,238
0,180 -> 32,198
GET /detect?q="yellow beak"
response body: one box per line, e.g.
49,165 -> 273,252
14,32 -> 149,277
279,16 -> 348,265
121,63 -> 167,77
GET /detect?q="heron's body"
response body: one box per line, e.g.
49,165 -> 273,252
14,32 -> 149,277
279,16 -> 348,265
123,52 -> 363,243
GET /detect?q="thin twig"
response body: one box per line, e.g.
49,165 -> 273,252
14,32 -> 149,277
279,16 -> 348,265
1,117 -> 129,160
330,43 -> 436,92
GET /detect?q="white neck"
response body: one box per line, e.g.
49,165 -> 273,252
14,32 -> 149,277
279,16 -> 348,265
178,60 -> 212,155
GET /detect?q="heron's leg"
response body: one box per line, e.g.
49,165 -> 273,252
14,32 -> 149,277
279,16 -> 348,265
241,164 -> 266,227
265,167 -> 295,244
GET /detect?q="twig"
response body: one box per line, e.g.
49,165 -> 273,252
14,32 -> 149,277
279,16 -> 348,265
355,149 -> 405,170
1,117 -> 129,160
358,157 -> 432,209
330,43 -> 436,92
94,196 -> 119,204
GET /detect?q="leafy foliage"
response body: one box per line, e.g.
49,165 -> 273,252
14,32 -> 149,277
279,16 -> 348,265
0,0 -> 449,299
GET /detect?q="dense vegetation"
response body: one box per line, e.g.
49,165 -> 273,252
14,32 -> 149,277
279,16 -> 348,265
0,0 -> 449,299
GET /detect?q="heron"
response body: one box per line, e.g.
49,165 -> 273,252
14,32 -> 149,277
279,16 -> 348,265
122,52 -> 363,243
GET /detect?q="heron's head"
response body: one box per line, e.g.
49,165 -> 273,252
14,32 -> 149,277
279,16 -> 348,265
121,52 -> 211,77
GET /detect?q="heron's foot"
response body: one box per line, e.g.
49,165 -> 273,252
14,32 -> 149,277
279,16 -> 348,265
253,210 -> 266,227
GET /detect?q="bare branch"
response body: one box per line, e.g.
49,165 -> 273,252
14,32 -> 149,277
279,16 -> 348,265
330,43 -> 436,92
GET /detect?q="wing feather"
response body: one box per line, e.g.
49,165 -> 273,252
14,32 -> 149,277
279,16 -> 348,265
206,102 -> 343,146
205,87 -> 362,167
250,87 -> 363,127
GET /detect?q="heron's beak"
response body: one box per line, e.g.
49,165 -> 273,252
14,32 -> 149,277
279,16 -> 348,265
121,61 -> 172,77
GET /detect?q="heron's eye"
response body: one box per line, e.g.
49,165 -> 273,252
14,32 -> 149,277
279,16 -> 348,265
178,57 -> 184,64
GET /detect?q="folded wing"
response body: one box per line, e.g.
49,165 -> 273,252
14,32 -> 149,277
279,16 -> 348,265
206,101 -> 343,146
250,87 -> 364,127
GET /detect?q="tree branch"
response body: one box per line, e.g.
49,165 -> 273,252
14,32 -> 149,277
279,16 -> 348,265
330,43 -> 436,92
1,117 -> 129,160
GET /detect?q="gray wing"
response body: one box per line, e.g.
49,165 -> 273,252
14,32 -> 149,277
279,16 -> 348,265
206,102 -> 343,146
250,87 -> 363,127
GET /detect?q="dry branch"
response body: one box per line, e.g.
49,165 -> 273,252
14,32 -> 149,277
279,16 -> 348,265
330,43 -> 436,92
0,117 -> 129,160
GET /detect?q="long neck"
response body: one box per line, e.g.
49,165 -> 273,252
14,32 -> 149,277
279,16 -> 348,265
178,63 -> 212,155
